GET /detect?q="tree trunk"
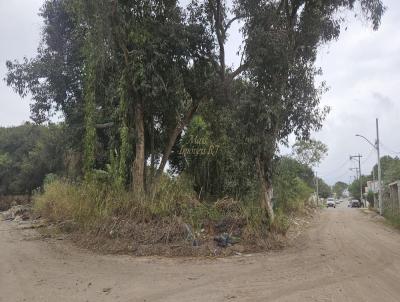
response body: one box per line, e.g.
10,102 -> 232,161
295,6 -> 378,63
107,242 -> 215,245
152,103 -> 199,188
132,102 -> 145,194
150,116 -> 155,180
256,155 -> 275,223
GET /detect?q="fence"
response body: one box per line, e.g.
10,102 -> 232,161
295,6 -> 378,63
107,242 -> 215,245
382,181 -> 400,219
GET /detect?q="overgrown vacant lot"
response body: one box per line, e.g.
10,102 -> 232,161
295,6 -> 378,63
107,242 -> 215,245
33,177 -> 315,256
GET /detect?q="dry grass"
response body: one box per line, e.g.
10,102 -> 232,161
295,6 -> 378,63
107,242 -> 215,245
33,175 -> 312,256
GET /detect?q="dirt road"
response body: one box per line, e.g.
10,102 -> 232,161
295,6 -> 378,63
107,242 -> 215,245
1,205 -> 400,302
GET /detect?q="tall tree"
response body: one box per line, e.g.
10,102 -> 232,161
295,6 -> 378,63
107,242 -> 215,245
228,0 -> 384,222
292,139 -> 328,168
5,0 -> 385,215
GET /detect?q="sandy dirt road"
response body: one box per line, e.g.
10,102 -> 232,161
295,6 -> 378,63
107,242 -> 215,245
1,205 -> 400,302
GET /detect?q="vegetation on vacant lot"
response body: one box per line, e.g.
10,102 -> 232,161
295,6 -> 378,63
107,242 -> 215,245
4,0 -> 384,254
34,167 -> 314,255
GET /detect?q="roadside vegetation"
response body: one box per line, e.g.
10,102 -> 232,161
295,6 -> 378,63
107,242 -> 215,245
348,155 -> 400,205
383,212 -> 400,230
32,156 -> 316,255
3,0 -> 384,255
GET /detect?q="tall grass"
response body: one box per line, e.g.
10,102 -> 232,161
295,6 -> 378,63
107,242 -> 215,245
33,176 -> 273,244
383,210 -> 400,230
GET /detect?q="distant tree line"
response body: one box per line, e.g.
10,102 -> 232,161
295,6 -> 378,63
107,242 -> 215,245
0,123 -> 64,195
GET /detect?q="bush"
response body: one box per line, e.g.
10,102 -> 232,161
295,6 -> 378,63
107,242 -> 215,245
271,208 -> 291,234
33,175 -> 275,251
274,176 -> 313,213
34,175 -> 196,228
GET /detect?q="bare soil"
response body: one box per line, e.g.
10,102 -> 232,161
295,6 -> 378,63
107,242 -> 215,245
1,204 -> 400,302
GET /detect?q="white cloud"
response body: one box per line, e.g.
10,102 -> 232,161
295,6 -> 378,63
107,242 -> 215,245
0,0 -> 43,126
315,0 -> 400,184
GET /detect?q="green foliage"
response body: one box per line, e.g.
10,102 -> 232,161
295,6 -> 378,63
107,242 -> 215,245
382,210 -> 400,230
5,0 -> 385,234
115,78 -> 130,187
317,178 -> 332,199
367,191 -> 375,207
34,176 -> 271,240
333,181 -> 348,198
174,115 -> 216,197
262,156 -> 315,233
271,208 -> 291,235
83,90 -> 96,177
292,139 -> 328,167
373,156 -> 400,185
348,175 -> 370,200
0,123 -> 64,195
5,0 -> 86,146
274,157 -> 314,213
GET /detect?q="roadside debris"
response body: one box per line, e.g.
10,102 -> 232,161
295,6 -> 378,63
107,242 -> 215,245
214,233 -> 240,247
1,204 -> 31,221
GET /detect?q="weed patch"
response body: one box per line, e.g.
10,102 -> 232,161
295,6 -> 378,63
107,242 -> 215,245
33,177 -> 288,256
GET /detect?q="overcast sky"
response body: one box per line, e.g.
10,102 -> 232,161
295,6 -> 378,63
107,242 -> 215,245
1,0 -> 399,185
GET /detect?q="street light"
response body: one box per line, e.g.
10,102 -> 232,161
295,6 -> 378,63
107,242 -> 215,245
355,134 -> 375,149
355,118 -> 382,215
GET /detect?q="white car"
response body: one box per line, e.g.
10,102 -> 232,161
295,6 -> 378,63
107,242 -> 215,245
327,198 -> 336,208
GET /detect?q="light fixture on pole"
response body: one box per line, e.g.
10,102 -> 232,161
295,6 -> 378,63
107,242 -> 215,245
355,118 -> 382,215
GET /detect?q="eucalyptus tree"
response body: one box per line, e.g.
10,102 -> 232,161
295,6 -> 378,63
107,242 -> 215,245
6,0 -> 86,143
6,0 -> 216,194
292,139 -> 328,167
81,0 -> 217,193
181,0 -> 384,221
229,0 -> 384,222
5,0 -> 386,216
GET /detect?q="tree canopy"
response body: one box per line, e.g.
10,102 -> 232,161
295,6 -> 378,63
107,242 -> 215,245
0,123 -> 64,195
5,0 -> 385,222
333,181 -> 348,198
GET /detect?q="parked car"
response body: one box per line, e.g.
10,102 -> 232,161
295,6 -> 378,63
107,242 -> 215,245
350,200 -> 361,208
327,198 -> 336,208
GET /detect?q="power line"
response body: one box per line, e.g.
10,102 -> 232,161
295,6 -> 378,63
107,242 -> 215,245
318,158 -> 350,178
380,142 -> 400,155
330,168 -> 352,182
361,149 -> 375,164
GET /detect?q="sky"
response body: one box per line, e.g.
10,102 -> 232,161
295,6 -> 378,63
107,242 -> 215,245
1,0 -> 399,185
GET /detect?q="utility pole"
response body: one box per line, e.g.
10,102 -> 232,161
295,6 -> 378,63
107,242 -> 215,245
372,168 -> 376,208
315,172 -> 319,206
350,167 -> 359,200
376,118 -> 383,215
355,118 -> 383,214
350,167 -> 359,179
350,154 -> 363,206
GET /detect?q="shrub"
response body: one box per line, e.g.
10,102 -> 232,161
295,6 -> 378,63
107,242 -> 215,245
270,208 -> 291,234
274,176 -> 313,213
33,174 -> 277,250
